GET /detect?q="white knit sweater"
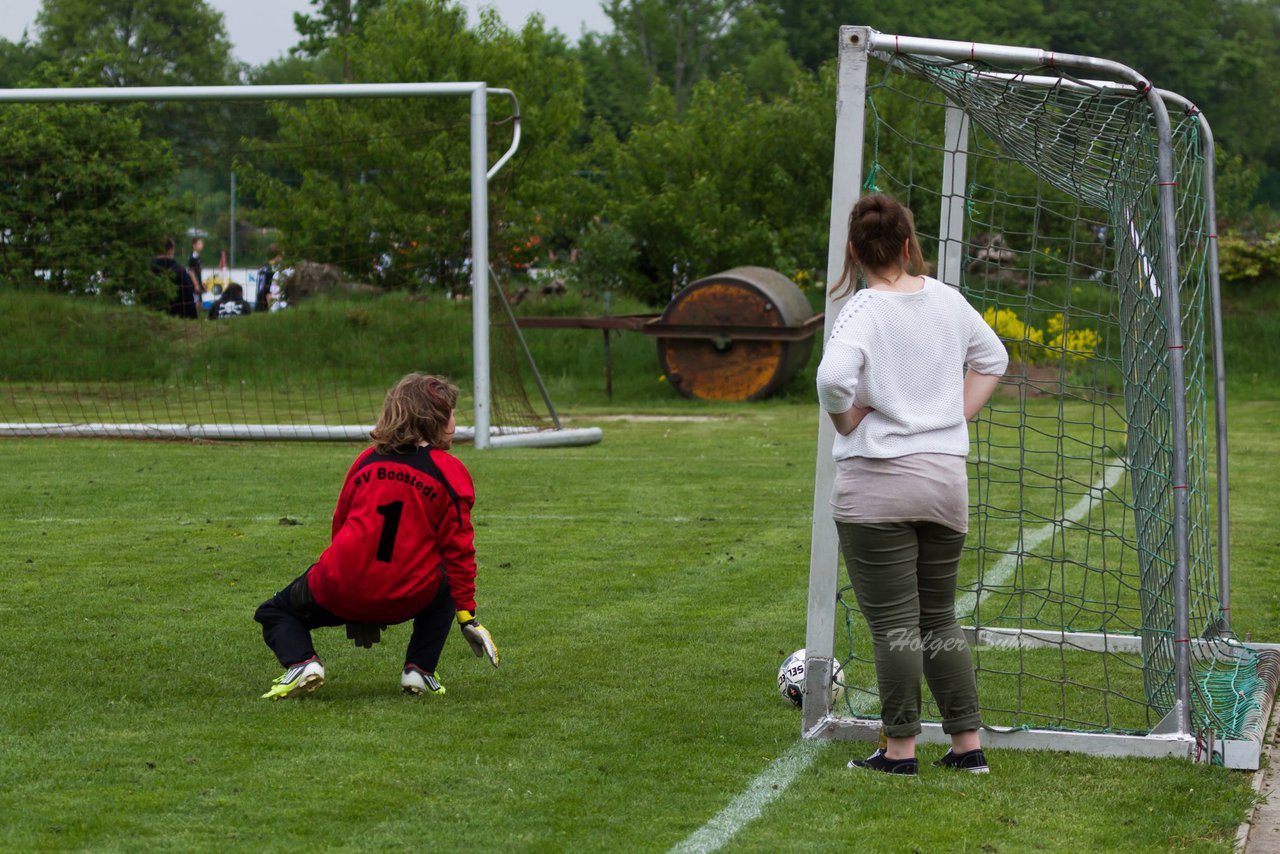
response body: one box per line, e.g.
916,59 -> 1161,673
816,277 -> 1008,460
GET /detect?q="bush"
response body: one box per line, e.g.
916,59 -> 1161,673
569,220 -> 640,295
1218,232 -> 1280,283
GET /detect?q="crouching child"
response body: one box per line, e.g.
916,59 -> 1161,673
254,373 -> 499,699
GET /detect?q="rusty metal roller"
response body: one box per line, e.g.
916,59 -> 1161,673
656,266 -> 818,401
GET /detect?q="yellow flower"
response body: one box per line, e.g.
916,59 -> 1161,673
1047,321 -> 1099,363
986,307 -> 1099,366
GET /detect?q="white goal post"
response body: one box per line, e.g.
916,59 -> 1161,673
0,81 -> 602,450
803,26 -> 1278,769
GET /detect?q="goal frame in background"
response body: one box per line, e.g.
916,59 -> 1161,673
0,81 -> 602,450
801,26 -> 1278,768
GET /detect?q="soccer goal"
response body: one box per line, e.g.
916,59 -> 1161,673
0,82 -> 601,450
802,26 -> 1280,769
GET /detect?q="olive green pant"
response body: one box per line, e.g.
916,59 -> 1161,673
836,520 -> 982,738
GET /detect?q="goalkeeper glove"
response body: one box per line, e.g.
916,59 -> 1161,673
456,610 -> 499,667
345,623 -> 386,649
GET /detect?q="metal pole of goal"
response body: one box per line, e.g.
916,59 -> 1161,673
470,86 -> 492,449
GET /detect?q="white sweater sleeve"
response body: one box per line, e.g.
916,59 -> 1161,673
964,303 -> 1009,376
815,338 -> 865,413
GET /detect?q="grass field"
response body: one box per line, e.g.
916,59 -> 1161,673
0,283 -> 1276,851
1,397 -> 1276,852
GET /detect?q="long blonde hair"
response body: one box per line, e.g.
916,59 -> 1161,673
370,373 -> 458,453
832,193 -> 926,298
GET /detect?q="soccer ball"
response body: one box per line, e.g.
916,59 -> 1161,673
777,648 -> 844,709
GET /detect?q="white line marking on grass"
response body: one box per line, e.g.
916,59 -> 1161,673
670,461 -> 1126,854
667,739 -> 828,854
12,518 -> 89,524
667,689 -> 882,854
955,461 -> 1126,620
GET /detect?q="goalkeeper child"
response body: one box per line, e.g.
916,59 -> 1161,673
253,372 -> 499,700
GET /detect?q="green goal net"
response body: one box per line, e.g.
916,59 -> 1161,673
807,28 -> 1278,768
0,84 -> 598,448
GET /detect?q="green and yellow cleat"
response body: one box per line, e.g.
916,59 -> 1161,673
400,665 -> 446,696
261,657 -> 325,700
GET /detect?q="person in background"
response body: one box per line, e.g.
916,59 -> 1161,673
207,282 -> 252,319
188,236 -> 205,305
256,244 -> 283,313
152,237 -> 198,319
815,193 -> 1008,776
253,373 -> 499,700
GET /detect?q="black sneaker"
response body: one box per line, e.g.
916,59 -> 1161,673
933,748 -> 989,774
847,748 -> 918,776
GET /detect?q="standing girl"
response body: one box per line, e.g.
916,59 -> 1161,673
816,194 -> 1007,775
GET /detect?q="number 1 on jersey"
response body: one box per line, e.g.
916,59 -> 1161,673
375,500 -> 404,562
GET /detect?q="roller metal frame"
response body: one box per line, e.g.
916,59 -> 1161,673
0,81 -> 601,449
516,267 -> 824,398
803,26 -> 1268,767
516,313 -> 825,342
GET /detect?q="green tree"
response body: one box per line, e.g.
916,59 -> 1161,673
292,0 -> 389,81
0,37 -> 42,88
32,0 -> 238,164
579,0 -> 799,136
0,103 -> 180,308
577,30 -> 653,138
240,1 -> 594,290
35,0 -> 235,88
713,5 -> 802,100
601,0 -> 755,112
1214,147 -> 1261,228
1198,0 -> 1280,173
594,69 -> 836,304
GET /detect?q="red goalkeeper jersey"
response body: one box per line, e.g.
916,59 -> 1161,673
307,445 -> 477,624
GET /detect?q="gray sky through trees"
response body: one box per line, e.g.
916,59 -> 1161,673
0,0 -> 611,66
